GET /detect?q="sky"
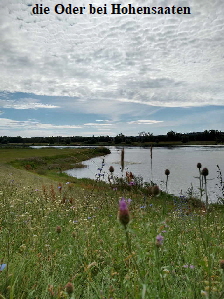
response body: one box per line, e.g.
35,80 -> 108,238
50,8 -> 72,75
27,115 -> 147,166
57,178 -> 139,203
0,0 -> 224,137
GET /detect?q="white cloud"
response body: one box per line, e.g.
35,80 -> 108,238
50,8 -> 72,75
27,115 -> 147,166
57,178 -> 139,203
128,120 -> 164,125
0,0 -> 224,136
0,118 -> 82,129
0,0 -> 223,112
84,123 -> 113,126
0,99 -> 60,109
95,119 -> 110,122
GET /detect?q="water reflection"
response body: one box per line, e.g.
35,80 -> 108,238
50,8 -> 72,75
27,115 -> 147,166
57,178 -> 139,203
64,146 -> 224,203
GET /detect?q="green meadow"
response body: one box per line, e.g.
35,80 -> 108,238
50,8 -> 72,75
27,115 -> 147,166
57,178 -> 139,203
0,148 -> 223,299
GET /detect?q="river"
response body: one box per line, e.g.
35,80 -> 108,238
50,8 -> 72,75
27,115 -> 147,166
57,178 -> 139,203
61,145 -> 224,203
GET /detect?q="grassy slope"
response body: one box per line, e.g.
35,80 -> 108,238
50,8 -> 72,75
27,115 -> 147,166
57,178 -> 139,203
0,147 -> 110,182
0,149 -> 223,299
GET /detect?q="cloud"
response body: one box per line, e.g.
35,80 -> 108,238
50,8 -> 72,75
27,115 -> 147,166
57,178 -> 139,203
0,0 -> 224,136
95,119 -> 110,122
0,0 -> 223,111
0,118 -> 82,129
0,98 -> 60,109
84,123 -> 113,127
127,120 -> 164,125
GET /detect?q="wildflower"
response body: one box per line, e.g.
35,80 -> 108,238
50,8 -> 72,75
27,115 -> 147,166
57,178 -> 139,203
0,264 -> 7,271
163,268 -> 170,274
65,282 -> 74,296
56,226 -> 62,234
183,264 -> 195,269
140,205 -> 146,209
58,183 -> 62,192
118,198 -> 130,228
155,234 -> 164,247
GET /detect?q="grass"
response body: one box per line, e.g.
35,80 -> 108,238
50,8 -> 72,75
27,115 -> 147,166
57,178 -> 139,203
0,149 -> 223,298
1,147 -> 110,182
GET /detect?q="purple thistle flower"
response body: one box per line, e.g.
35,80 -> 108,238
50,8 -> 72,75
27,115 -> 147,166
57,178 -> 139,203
118,198 -> 130,228
155,234 -> 164,247
119,198 -> 128,211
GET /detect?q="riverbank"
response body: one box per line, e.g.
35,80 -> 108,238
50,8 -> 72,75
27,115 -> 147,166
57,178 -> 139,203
0,150 -> 224,298
1,140 -> 223,148
0,147 -> 110,182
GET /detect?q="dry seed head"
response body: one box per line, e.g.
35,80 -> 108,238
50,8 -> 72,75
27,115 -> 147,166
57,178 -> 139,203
197,162 -> 202,169
152,185 -> 160,196
56,226 -> 62,234
109,166 -> 114,173
201,168 -> 209,177
65,282 -> 74,295
165,169 -> 170,176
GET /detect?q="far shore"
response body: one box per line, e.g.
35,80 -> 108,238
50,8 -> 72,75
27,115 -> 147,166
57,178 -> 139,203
1,140 -> 224,148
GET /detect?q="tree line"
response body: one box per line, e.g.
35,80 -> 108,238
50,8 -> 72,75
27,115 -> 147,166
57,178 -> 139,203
0,130 -> 223,145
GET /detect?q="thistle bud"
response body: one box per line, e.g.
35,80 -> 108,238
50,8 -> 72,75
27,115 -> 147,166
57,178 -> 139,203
201,168 -> 209,177
118,198 -> 130,228
109,166 -> 114,173
197,163 -> 202,169
152,185 -> 160,196
165,169 -> 170,176
155,234 -> 164,247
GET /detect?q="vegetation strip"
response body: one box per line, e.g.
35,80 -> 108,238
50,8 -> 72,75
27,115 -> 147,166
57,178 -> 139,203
0,147 -> 223,298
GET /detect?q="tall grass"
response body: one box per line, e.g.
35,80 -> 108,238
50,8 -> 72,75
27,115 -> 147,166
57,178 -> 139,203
0,151 -> 223,298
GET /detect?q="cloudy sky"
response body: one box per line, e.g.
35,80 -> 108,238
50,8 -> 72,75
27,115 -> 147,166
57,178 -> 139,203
1,0 -> 224,137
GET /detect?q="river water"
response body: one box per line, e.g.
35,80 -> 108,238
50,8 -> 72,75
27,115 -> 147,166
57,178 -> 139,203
61,146 -> 224,203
